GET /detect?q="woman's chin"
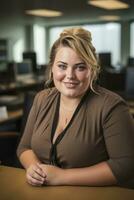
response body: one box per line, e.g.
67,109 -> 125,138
61,90 -> 82,99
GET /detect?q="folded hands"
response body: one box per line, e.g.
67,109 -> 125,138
26,163 -> 64,186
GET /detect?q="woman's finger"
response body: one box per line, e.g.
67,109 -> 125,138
32,170 -> 45,182
27,169 -> 45,182
27,173 -> 45,186
33,166 -> 46,178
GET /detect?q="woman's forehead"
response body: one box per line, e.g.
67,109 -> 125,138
54,47 -> 83,62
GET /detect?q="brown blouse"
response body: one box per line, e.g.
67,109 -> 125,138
17,86 -> 134,188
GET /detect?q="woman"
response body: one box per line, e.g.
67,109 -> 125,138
17,27 -> 134,188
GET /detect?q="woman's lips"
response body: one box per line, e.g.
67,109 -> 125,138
63,82 -> 79,88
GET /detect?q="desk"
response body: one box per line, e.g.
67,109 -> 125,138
0,166 -> 134,200
0,110 -> 23,125
0,77 -> 45,95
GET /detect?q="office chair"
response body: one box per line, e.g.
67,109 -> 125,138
98,52 -> 114,69
0,91 -> 36,167
125,67 -> 134,99
19,91 -> 36,140
0,131 -> 19,165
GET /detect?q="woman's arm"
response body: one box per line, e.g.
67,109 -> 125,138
19,149 -> 41,169
102,97 -> 134,187
63,161 -> 117,186
39,161 -> 117,186
17,91 -> 49,186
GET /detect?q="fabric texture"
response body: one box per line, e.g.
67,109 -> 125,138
17,86 -> 134,188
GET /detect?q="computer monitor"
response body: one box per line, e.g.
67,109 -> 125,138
127,57 -> 134,66
15,60 -> 33,82
0,61 -> 9,83
0,61 -> 7,72
0,61 -> 18,84
125,67 -> 134,98
22,51 -> 37,73
98,52 -> 112,68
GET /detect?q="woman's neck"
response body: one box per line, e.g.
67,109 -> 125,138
60,95 -> 82,112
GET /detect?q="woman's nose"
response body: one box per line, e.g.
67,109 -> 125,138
66,67 -> 75,79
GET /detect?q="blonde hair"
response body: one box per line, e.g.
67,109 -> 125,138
47,27 -> 100,92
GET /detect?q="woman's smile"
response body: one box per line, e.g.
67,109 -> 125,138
63,81 -> 79,89
52,46 -> 91,98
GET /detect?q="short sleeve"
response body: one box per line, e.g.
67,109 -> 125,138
102,96 -> 134,188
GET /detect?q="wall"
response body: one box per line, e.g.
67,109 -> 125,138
0,18 -> 26,61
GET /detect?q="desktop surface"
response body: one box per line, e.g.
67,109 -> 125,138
0,95 -> 24,111
0,109 -> 22,125
0,75 -> 45,95
0,166 -> 134,200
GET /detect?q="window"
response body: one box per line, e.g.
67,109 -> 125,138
83,23 -> 121,66
33,24 -> 46,65
130,22 -> 134,57
13,39 -> 25,62
49,23 -> 121,67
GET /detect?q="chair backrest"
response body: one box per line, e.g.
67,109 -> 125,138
19,91 -> 36,138
125,67 -> 134,98
0,91 -> 36,167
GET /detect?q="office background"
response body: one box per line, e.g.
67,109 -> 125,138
0,0 -> 134,167
0,0 -> 134,67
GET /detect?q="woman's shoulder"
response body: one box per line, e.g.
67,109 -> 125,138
88,85 -> 127,113
93,85 -> 125,104
86,85 -> 129,120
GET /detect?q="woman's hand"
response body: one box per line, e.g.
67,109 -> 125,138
26,163 -> 46,186
38,164 -> 65,186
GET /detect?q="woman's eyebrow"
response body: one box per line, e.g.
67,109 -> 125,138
75,62 -> 86,66
57,61 -> 68,65
56,61 -> 86,66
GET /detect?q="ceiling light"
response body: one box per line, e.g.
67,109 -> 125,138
26,9 -> 63,17
88,0 -> 129,10
99,15 -> 120,21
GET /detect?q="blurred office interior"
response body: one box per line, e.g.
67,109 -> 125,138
0,0 -> 134,167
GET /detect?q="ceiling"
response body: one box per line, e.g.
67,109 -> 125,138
0,0 -> 134,26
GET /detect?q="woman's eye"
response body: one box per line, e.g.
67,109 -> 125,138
58,65 -> 67,70
76,65 -> 87,71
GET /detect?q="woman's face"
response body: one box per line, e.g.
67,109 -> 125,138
52,46 -> 91,98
